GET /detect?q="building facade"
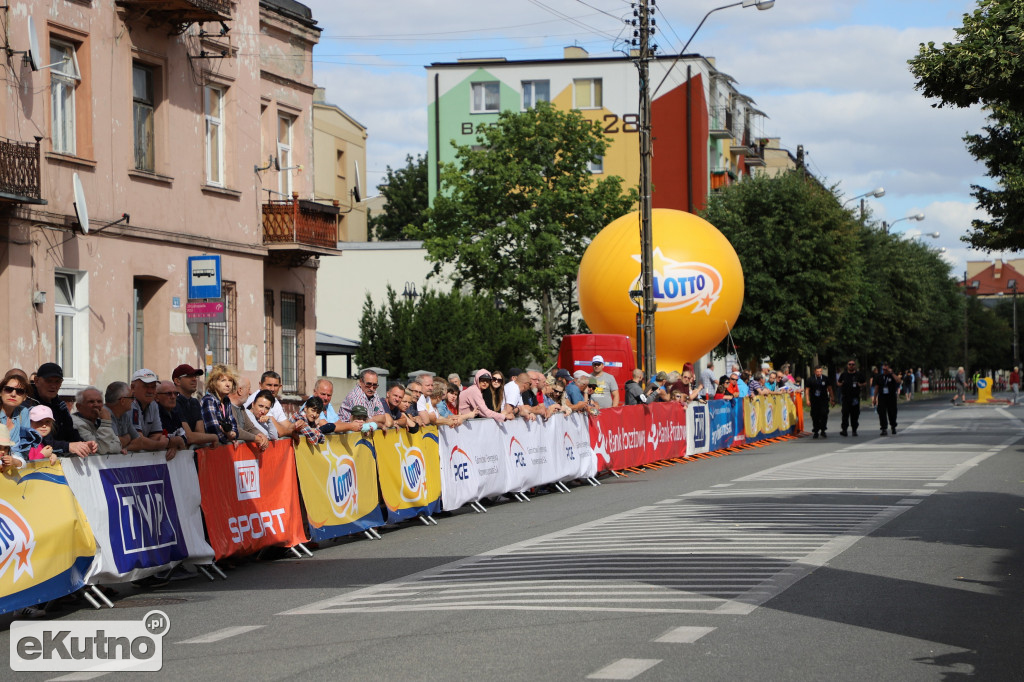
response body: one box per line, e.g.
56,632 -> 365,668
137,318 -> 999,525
426,47 -> 773,211
312,88 -> 368,242
0,0 -> 336,397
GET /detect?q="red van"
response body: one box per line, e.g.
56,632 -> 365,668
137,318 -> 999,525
557,334 -> 636,389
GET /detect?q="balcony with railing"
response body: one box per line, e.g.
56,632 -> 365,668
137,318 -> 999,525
709,106 -> 735,140
262,193 -> 339,266
115,0 -> 232,25
0,136 -> 45,205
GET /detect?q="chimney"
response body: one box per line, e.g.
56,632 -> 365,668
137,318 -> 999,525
994,259 -> 1003,279
564,46 -> 589,59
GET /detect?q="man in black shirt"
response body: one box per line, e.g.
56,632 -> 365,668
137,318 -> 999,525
873,362 -> 901,436
804,366 -> 835,439
27,362 -> 95,457
836,359 -> 865,437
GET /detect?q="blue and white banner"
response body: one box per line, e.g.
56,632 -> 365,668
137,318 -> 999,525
63,451 -> 214,583
685,402 -> 710,455
707,399 -> 737,451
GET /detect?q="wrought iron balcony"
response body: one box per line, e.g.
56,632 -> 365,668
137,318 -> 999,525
709,106 -> 735,140
262,193 -> 339,266
0,136 -> 45,205
116,0 -> 232,25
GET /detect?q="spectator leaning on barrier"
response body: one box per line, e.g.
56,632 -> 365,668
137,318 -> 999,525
445,382 -> 460,415
385,383 -> 417,431
416,374 -> 435,414
565,371 -> 589,412
0,423 -> 19,473
292,396 -> 328,445
154,381 -> 188,460
201,364 -> 238,444
245,389 -> 279,442
172,364 -> 218,447
506,373 -> 538,421
447,373 -> 463,392
105,381 -> 164,452
244,371 -> 294,438
71,387 -> 122,455
1,369 -> 33,463
129,369 -> 166,441
28,363 -> 96,458
459,370 -> 507,422
310,379 -> 338,424
431,379 -> 473,426
339,369 -> 392,428
624,369 -> 648,405
230,378 -> 270,449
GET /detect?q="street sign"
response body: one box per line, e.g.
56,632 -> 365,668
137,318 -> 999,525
186,300 -> 225,323
187,255 -> 221,300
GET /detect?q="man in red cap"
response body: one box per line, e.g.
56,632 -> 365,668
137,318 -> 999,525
172,364 -> 219,446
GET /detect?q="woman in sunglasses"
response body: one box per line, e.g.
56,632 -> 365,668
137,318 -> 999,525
0,369 -> 33,466
457,370 -> 508,422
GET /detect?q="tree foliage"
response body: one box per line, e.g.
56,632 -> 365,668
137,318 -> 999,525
415,101 -> 638,362
355,286 -> 538,381
369,154 -> 429,241
908,0 -> 1024,250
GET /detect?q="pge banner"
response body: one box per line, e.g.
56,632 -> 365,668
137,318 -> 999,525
197,441 -> 307,560
647,402 -> 687,460
373,427 -> 442,523
589,406 -> 648,471
685,402 -> 709,455
439,418 -> 514,510
293,433 -> 384,541
707,399 -> 737,451
0,462 -> 97,615
63,451 -> 212,582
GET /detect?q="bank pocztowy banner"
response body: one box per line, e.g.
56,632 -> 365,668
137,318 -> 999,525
63,451 -> 212,582
197,441 -> 307,560
293,433 -> 385,540
0,462 -> 97,615
372,427 -> 442,523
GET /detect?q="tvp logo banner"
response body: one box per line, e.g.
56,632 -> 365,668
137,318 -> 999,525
63,451 -> 211,583
293,433 -> 384,540
646,402 -> 687,461
197,442 -> 306,560
685,402 -> 709,455
0,462 -> 97,615
372,428 -> 442,523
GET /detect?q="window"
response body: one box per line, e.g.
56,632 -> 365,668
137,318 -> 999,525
522,80 -> 550,109
132,63 -> 155,171
471,81 -> 500,113
280,293 -> 304,393
277,114 -> 293,196
205,85 -> 224,186
208,281 -> 237,366
54,270 -> 88,384
573,78 -> 602,109
50,40 -> 80,155
264,290 -> 274,372
588,156 -> 604,174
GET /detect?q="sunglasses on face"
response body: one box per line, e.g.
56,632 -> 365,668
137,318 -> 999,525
2,386 -> 26,396
479,378 -> 492,384
363,382 -> 378,389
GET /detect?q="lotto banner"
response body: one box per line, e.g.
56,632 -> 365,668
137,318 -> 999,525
293,433 -> 385,541
373,427 -> 442,523
707,399 -> 738,451
589,406 -> 648,471
196,441 -> 307,560
0,461 -> 97,615
63,451 -> 213,583
743,396 -> 763,440
685,402 -> 710,455
647,402 -> 687,460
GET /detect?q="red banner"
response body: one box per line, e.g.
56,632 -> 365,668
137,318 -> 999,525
589,406 -> 648,471
196,440 -> 307,560
645,401 -> 687,461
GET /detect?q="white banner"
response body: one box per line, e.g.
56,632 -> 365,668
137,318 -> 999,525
438,413 -> 595,509
63,451 -> 214,583
685,402 -> 710,455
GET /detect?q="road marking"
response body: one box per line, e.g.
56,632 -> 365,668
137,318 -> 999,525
924,483 -> 946,487
897,498 -> 923,505
177,625 -> 264,644
735,448 -> 1005,482
654,626 -> 716,643
587,658 -> 661,679
48,674 -> 110,681
711,483 -> 733,487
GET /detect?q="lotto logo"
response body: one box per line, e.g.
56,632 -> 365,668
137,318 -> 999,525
234,460 -> 260,501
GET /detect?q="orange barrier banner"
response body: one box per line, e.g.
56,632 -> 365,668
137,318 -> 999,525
197,441 -> 307,560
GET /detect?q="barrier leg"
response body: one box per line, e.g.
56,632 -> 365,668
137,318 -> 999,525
426,515 -> 438,525
417,515 -> 431,526
369,528 -> 383,540
88,585 -> 115,609
197,565 -> 216,581
363,530 -> 376,540
298,543 -> 314,557
288,546 -> 304,559
209,564 -> 228,580
587,476 -> 600,486
557,481 -> 572,493
470,501 -> 487,513
81,591 -> 102,610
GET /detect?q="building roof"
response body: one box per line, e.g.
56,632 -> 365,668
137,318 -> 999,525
962,260 -> 1024,296
316,331 -> 359,355
260,0 -> 318,29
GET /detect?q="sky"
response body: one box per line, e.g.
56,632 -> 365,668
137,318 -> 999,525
303,0 -> 1014,273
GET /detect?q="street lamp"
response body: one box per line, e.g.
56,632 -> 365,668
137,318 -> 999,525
884,212 -> 925,233
402,282 -> 418,301
903,229 -> 939,240
636,0 -> 774,382
843,187 -> 885,221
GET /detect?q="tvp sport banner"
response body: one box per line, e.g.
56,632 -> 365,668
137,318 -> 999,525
373,427 -> 442,523
0,461 -> 97,615
197,441 -> 306,560
62,451 -> 212,583
293,433 -> 385,541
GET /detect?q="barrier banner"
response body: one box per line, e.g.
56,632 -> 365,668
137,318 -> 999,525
63,451 -> 213,582
744,396 -> 762,440
0,462 -> 97,615
555,412 -> 598,482
589,406 -> 648,471
439,418 -> 514,508
685,402 -> 709,455
646,402 -> 687,460
373,427 -> 442,523
707,399 -> 737,451
509,412 -> 596,492
293,433 -> 385,541
197,441 -> 307,560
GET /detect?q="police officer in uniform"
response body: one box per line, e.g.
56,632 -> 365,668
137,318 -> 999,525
804,365 -> 835,439
836,359 -> 865,437
873,361 -> 901,436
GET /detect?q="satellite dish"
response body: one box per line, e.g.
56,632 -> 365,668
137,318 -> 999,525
353,160 -> 362,203
72,172 -> 89,234
26,16 -> 41,71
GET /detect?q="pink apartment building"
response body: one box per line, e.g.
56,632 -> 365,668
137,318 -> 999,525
0,0 -> 339,397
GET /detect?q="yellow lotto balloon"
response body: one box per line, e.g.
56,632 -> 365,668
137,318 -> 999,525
577,209 -> 744,371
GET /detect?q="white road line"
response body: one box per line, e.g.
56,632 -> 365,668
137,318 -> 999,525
177,625 -> 264,644
924,483 -> 946,487
897,498 -> 923,505
48,674 -> 110,681
654,626 -> 717,643
711,483 -> 733,488
587,658 -> 661,679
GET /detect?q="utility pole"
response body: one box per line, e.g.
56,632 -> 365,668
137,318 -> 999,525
636,0 -> 657,382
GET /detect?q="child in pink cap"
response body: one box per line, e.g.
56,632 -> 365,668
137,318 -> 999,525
28,405 -> 58,465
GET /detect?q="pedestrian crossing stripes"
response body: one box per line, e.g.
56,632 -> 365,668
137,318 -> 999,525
735,450 -> 985,482
679,487 -> 932,499
280,501 -> 911,616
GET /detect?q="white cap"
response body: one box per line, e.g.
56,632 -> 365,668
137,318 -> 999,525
131,368 -> 158,384
573,370 -> 590,380
592,355 -> 605,364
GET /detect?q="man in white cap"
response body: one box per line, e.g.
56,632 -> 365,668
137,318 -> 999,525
589,355 -> 618,409
130,369 -> 166,439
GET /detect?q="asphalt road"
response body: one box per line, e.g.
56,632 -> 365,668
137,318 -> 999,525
5,397 -> 1023,681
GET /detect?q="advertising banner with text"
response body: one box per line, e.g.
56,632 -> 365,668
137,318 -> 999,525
685,402 -> 710,455
589,406 -> 649,471
373,427 -> 443,523
647,402 -> 688,460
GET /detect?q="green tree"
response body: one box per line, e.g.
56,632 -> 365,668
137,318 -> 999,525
369,154 -> 429,241
963,296 -> 1012,370
908,0 -> 1024,250
416,101 -> 638,362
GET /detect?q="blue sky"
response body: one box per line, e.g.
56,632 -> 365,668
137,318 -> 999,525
306,0 -> 1010,271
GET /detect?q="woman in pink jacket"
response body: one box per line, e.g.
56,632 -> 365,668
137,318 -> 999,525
458,370 -> 507,422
